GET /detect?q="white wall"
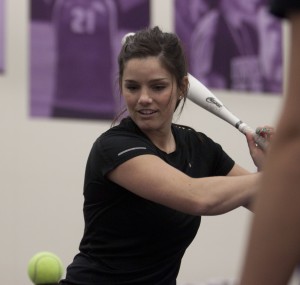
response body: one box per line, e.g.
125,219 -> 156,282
0,0 -> 296,284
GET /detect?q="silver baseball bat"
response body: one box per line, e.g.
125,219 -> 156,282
187,73 -> 266,149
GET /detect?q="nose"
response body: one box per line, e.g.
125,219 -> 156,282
138,88 -> 152,104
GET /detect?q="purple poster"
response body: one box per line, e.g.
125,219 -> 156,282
175,0 -> 283,94
0,0 -> 4,73
30,0 -> 150,120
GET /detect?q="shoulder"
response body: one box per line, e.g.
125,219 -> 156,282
172,123 -> 200,143
172,124 -> 234,176
173,123 -> 230,155
172,123 -> 213,145
92,118 -> 157,161
99,117 -> 147,145
172,123 -> 197,134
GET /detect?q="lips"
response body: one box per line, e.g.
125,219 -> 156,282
138,109 -> 157,115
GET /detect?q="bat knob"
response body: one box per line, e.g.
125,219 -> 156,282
121,32 -> 135,45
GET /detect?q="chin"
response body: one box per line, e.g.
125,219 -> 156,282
135,119 -> 157,132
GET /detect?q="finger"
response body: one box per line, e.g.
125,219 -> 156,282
255,126 -> 273,139
246,132 -> 259,151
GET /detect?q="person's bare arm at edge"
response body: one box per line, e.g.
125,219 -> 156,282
239,12 -> 300,285
107,154 -> 260,216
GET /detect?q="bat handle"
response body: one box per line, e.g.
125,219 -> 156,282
237,122 -> 267,150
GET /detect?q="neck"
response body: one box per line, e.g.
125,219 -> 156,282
146,128 -> 176,154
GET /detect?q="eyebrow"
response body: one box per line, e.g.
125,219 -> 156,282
124,78 -> 169,83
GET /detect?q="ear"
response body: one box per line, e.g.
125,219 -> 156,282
178,75 -> 189,99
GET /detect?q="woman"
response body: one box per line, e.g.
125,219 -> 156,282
59,26 -> 269,285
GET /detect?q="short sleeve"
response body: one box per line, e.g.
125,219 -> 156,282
91,132 -> 157,176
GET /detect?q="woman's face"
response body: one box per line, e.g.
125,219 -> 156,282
121,56 -> 182,134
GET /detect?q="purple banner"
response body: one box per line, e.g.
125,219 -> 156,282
175,0 -> 283,94
30,0 -> 150,120
0,0 -> 4,73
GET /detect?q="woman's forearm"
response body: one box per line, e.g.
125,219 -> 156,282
190,173 -> 260,216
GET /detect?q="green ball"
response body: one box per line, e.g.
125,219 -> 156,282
27,251 -> 63,285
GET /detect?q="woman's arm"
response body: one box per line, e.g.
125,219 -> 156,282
107,154 -> 260,216
239,11 -> 300,285
227,164 -> 256,211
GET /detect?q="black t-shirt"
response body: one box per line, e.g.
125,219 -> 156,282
61,117 -> 235,285
270,0 -> 300,18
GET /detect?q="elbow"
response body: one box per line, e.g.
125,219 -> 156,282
191,195 -> 237,216
189,198 -> 214,216
183,187 -> 218,216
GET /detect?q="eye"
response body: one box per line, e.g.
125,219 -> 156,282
125,84 -> 139,92
152,84 -> 166,92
